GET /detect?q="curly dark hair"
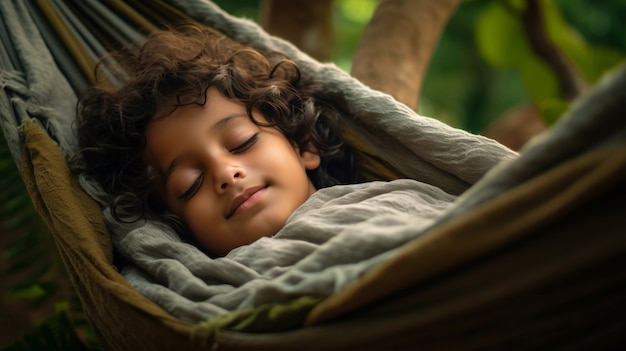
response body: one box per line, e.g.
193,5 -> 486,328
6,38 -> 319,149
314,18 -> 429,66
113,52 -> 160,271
75,24 -> 361,238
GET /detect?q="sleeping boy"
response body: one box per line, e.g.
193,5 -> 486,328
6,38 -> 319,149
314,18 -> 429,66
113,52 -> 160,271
76,24 -> 363,256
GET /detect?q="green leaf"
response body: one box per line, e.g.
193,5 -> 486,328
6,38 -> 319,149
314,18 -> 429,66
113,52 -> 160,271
7,281 -> 58,308
578,45 -> 626,83
475,1 -> 531,68
337,0 -> 378,24
8,283 -> 47,300
33,282 -> 59,308
542,0 -> 625,84
54,300 -> 70,313
519,56 -> 561,102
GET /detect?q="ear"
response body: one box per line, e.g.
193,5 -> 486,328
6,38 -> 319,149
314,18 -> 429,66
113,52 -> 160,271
300,150 -> 321,170
298,143 -> 321,171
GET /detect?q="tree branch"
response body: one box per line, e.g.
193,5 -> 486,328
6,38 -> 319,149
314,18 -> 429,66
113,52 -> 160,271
351,0 -> 460,110
521,0 -> 587,100
260,0 -> 333,62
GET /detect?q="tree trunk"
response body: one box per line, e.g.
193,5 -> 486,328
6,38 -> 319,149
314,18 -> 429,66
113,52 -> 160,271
260,0 -> 334,62
351,0 -> 460,110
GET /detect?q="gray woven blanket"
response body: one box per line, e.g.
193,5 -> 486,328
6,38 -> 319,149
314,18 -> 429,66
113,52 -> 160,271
92,179 -> 454,323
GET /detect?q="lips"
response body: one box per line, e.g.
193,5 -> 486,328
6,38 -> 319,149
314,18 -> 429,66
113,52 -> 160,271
226,186 -> 266,219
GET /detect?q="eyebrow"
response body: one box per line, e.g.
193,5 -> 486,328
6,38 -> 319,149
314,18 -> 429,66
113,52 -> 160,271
163,113 -> 250,180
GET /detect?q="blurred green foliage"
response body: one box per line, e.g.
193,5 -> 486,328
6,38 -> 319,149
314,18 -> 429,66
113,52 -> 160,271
1,125 -> 97,350
1,312 -> 90,351
424,0 -> 625,132
214,0 -> 626,133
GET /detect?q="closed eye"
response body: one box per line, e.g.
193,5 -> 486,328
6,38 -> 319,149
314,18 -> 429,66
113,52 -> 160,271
179,173 -> 204,201
230,133 -> 258,154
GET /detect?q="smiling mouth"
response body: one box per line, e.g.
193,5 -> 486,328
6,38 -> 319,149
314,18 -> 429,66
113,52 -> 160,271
226,186 -> 267,219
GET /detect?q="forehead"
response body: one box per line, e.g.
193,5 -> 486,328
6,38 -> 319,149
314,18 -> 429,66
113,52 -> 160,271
143,89 -> 245,163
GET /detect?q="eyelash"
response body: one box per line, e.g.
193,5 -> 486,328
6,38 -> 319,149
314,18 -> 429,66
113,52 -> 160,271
229,133 -> 258,154
179,173 -> 204,201
178,133 -> 259,201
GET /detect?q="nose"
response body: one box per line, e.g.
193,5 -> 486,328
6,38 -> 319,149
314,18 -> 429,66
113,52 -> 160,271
214,164 -> 246,193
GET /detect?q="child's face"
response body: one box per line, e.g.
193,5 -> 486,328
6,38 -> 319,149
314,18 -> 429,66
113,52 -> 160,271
144,87 -> 320,255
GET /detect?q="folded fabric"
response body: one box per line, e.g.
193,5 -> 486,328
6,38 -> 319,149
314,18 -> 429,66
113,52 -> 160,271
101,179 -> 456,323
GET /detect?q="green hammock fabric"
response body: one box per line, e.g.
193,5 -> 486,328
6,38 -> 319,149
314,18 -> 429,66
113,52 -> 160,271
2,1 -> 625,350
19,115 -> 626,350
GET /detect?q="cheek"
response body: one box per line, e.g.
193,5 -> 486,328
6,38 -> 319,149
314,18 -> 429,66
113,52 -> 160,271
254,138 -> 303,169
182,202 -> 227,248
173,193 -> 218,234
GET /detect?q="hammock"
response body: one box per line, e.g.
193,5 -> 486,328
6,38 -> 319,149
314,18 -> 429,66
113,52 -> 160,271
1,1 -> 625,350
